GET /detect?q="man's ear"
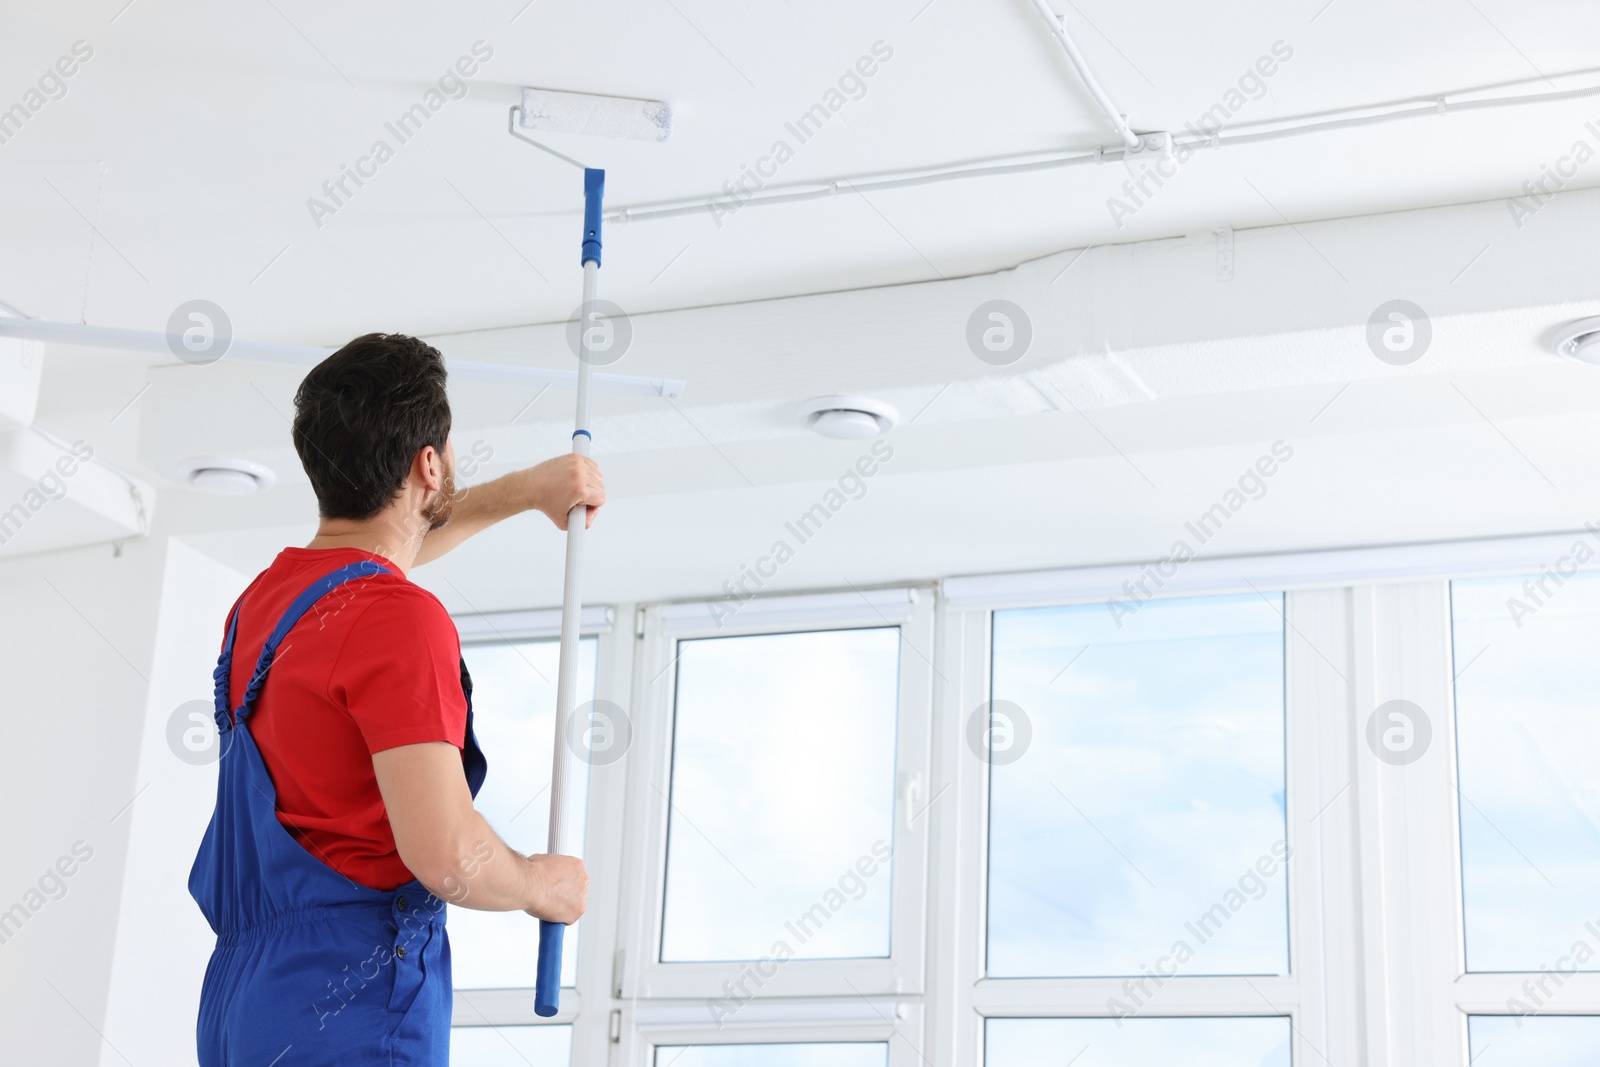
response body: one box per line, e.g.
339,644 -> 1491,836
414,445 -> 445,494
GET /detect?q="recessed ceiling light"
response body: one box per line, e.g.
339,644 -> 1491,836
796,395 -> 899,439
1552,316 -> 1600,364
177,456 -> 276,495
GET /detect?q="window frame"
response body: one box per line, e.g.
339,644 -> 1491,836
619,1005 -> 916,1067
447,604 -> 629,1063
937,540 -> 1600,1066
933,585 -> 1344,1066
615,587 -> 936,1008
447,530 -> 1600,1065
1446,574 -> 1600,1050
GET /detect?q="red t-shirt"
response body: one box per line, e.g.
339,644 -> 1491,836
222,547 -> 467,890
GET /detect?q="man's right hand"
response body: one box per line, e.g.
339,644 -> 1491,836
527,853 -> 589,925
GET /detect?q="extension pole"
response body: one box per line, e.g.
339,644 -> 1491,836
535,167 -> 605,1018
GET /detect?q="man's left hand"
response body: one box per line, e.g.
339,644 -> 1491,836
524,454 -> 606,530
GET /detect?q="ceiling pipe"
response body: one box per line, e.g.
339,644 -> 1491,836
0,317 -> 686,399
605,74 -> 1600,224
1024,0 -> 1143,149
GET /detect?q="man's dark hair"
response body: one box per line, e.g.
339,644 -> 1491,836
292,333 -> 451,520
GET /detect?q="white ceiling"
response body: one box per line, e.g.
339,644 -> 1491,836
6,0 -> 1600,335
7,0 -> 1600,606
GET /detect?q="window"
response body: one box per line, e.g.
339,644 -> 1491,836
452,538 -> 1600,1063
451,1023 -> 572,1064
1468,1015 -> 1600,1064
617,589 -> 933,1042
943,583 -> 1311,1067
655,1043 -> 888,1067
661,627 -> 899,962
1452,573 -> 1600,973
987,595 -> 1288,978
449,636 -> 597,990
985,1017 -> 1292,1066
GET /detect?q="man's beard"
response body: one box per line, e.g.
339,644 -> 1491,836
422,464 -> 457,531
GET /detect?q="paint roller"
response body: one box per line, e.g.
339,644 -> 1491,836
518,87 -> 671,143
507,86 -> 672,1019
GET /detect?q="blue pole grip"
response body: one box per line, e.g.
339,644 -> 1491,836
581,168 -> 604,267
534,919 -> 564,1017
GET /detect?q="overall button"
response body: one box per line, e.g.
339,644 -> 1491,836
397,895 -> 409,912
395,945 -> 407,960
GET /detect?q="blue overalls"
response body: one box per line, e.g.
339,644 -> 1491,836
189,561 -> 487,1065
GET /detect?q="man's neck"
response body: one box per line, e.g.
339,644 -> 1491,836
306,511 -> 426,575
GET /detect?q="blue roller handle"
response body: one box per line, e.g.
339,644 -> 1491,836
534,920 -> 564,1017
535,165 -> 605,1021
581,168 -> 604,266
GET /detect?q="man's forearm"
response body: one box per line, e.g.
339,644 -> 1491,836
377,741 -> 587,921
424,810 -> 561,915
413,454 -> 603,567
413,470 -> 533,566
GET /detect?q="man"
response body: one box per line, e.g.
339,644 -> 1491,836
189,333 -> 600,1064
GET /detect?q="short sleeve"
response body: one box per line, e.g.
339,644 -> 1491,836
331,585 -> 468,755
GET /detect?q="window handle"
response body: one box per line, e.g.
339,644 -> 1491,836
901,771 -> 922,830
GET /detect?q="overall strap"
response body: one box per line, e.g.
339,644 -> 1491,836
216,560 -> 392,730
211,602 -> 244,732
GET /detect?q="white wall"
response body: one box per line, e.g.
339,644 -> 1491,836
97,538 -> 246,1067
0,531 -> 248,1066
0,534 -> 167,1064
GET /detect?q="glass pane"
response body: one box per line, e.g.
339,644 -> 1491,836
660,628 -> 899,962
1469,1015 -> 1600,1064
988,594 -> 1288,978
1453,573 -> 1600,972
986,1017 -> 1291,1067
656,1043 -> 887,1067
449,638 -> 597,989
451,1023 -> 571,1065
